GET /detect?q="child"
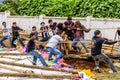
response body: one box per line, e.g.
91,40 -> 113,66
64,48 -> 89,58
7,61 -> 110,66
48,19 -> 56,35
46,30 -> 65,63
72,21 -> 91,52
26,33 -> 48,66
11,22 -> 25,50
91,30 -> 119,73
0,22 -> 12,48
31,26 -> 39,40
40,22 -> 50,42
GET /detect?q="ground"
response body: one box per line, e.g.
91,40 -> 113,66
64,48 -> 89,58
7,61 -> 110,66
65,58 -> 120,80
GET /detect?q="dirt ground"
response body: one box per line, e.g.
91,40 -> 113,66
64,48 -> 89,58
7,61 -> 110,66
65,58 -> 120,80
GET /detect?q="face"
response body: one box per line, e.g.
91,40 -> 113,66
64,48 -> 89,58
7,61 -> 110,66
67,20 -> 72,24
13,24 -> 17,27
41,23 -> 45,27
32,28 -> 36,31
50,21 -> 53,25
62,24 -> 66,28
2,23 -> 6,27
96,33 -> 102,37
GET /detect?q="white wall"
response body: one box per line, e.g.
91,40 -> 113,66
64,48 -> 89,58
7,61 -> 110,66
0,11 -> 120,40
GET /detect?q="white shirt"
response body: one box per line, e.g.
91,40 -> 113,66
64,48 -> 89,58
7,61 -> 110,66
2,26 -> 10,36
46,35 -> 63,48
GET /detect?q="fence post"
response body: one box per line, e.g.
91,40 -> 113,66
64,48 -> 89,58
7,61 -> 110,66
5,10 -> 10,22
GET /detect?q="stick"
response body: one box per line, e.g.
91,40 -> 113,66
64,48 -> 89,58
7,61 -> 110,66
0,72 -> 79,79
0,60 -> 78,73
111,31 -> 118,53
0,64 -> 34,74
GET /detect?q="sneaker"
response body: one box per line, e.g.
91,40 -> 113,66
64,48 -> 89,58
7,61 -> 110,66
48,58 -> 53,61
32,62 -> 36,65
95,67 -> 102,73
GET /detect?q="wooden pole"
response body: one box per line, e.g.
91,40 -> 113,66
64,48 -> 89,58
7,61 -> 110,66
0,60 -> 78,73
0,72 -> 79,79
0,64 -> 34,74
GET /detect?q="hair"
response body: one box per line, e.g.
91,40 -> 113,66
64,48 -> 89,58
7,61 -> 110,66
57,23 -> 63,30
74,20 -> 82,27
40,22 -> 45,25
30,32 -> 35,38
56,30 -> 63,35
13,22 -> 16,24
53,22 -> 57,27
64,21 -> 68,26
2,22 -> 6,24
32,26 -> 36,28
48,19 -> 53,23
67,17 -> 72,20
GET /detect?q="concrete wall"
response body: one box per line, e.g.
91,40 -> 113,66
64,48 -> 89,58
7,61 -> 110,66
0,11 -> 120,40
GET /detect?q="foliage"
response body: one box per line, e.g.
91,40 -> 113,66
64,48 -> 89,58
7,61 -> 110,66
1,0 -> 120,18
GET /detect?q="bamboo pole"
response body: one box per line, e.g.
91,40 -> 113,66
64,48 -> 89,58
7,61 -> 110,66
0,72 -> 79,79
0,60 -> 78,73
0,64 -> 34,74
0,53 -> 26,56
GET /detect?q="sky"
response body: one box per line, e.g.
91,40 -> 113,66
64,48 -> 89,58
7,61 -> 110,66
0,0 -> 3,3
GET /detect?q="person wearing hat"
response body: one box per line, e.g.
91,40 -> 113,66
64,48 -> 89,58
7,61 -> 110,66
91,30 -> 120,73
26,33 -> 48,66
46,30 -> 65,63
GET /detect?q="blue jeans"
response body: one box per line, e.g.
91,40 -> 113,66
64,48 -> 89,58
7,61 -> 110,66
46,47 -> 62,63
0,36 -> 12,48
93,53 -> 117,72
72,37 -> 89,52
27,51 -> 47,66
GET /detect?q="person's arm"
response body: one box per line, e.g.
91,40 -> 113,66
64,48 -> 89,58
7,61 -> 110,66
104,40 -> 118,45
18,27 -> 25,32
81,25 -> 91,33
34,40 -> 46,46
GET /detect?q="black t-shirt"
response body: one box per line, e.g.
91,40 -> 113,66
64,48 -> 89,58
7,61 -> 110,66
40,26 -> 50,38
31,31 -> 39,40
91,36 -> 117,56
26,38 -> 35,53
12,26 -> 23,37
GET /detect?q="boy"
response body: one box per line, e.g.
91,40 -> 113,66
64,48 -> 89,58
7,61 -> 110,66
40,22 -> 50,42
31,26 -> 39,40
72,21 -> 91,52
26,33 -> 48,66
48,19 -> 56,35
66,17 -> 74,40
11,22 -> 25,49
0,22 -> 12,48
91,30 -> 119,73
46,30 -> 65,63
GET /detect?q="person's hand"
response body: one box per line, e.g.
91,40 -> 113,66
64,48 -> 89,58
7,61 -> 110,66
108,39 -> 113,41
87,28 -> 91,30
77,28 -> 80,30
117,40 -> 120,42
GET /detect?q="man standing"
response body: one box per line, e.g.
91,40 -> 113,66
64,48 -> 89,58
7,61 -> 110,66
0,22 -> 11,48
91,30 -> 119,73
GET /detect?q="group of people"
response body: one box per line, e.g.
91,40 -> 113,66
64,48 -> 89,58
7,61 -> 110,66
0,17 -> 119,73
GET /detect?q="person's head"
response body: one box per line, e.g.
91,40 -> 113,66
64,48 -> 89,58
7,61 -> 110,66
56,30 -> 64,37
2,22 -> 6,27
75,21 -> 81,27
12,22 -> 17,27
48,19 -> 53,25
57,23 -> 63,30
40,22 -> 45,27
67,17 -> 72,24
30,33 -> 36,39
32,26 -> 36,31
94,30 -> 102,37
63,21 -> 68,28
